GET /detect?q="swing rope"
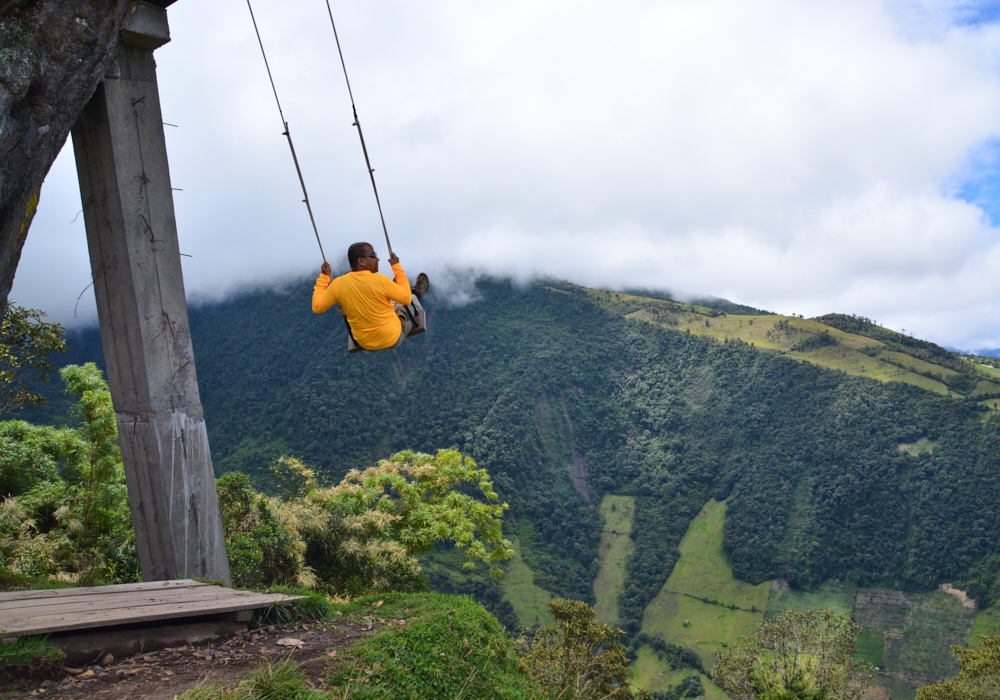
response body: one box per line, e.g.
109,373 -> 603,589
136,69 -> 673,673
246,0 -> 327,263
323,0 -> 394,257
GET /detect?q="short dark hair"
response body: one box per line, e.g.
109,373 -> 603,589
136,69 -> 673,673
347,242 -> 372,270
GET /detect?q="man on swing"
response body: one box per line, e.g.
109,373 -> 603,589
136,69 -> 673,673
312,242 -> 429,351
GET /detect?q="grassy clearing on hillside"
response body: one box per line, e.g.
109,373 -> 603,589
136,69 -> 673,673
971,380 -> 1000,396
501,537 -> 553,629
618,302 -> 960,395
969,607 -> 1000,648
897,438 -> 937,457
631,648 -> 726,700
594,495 -> 635,625
661,500 -> 771,611
765,580 -> 857,618
636,500 -> 768,680
970,361 -> 1000,381
853,588 -> 977,693
790,345 -> 950,394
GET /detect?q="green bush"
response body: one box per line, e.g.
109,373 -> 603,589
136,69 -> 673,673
0,364 -> 134,586
328,592 -> 538,699
217,472 -> 302,590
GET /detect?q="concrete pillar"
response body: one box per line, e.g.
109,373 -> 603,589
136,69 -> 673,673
71,2 -> 231,584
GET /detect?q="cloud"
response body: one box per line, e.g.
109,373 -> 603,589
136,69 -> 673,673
12,0 -> 1000,349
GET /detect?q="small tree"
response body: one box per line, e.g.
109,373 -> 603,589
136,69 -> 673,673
0,303 -> 66,413
712,608 -> 872,700
916,635 -> 1000,700
0,363 -> 135,584
519,598 -> 649,700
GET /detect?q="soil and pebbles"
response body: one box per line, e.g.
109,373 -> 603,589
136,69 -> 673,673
0,612 -> 393,699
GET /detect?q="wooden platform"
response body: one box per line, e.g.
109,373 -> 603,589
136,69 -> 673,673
0,579 -> 298,638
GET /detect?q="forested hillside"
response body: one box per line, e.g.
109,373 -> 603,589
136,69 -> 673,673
26,277 -> 1000,639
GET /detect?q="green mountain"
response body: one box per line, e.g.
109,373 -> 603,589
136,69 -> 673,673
22,277 -> 1000,644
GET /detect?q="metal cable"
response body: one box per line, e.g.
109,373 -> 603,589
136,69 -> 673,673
246,0 -> 327,262
323,0 -> 393,256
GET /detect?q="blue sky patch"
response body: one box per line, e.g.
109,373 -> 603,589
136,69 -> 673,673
950,138 -> 1000,225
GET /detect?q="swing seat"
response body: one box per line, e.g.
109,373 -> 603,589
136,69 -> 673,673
343,302 -> 426,354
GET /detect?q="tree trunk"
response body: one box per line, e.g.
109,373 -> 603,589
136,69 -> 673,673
0,0 -> 134,318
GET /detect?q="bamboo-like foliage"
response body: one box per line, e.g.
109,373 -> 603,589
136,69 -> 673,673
916,635 -> 1000,700
712,609 -> 873,700
285,449 -> 513,595
0,363 -> 134,584
218,450 -> 514,596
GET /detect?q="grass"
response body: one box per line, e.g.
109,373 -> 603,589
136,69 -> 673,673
500,537 -> 553,629
177,593 -> 540,700
175,660 -> 326,699
635,500 -> 769,687
765,580 -> 857,619
968,607 -> 1000,649
593,495 -> 635,625
659,500 -> 771,612
328,592 -> 538,699
631,648 -> 726,700
856,629 -> 886,667
0,635 -> 62,671
608,297 -> 960,396
969,360 -> 1000,381
252,587 -> 336,627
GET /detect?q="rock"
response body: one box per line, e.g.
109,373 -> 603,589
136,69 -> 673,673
92,665 -> 103,673
276,638 -> 305,649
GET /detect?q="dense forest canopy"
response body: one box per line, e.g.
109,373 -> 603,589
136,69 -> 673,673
25,277 -> 1000,638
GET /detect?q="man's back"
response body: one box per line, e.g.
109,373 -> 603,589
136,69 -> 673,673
312,262 -> 411,350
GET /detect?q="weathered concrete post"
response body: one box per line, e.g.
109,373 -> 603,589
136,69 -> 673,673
71,1 -> 231,584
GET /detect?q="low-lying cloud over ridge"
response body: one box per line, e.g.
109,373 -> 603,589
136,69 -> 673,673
13,0 -> 1000,349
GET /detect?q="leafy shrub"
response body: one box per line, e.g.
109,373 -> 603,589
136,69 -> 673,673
916,634 -> 1000,700
297,449 -> 512,595
217,471 -> 304,590
519,598 -> 647,700
712,608 -> 872,700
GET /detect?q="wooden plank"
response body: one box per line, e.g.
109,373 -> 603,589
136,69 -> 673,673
0,592 -> 298,637
0,588 -> 259,626
1,585 -> 218,611
0,579 -> 208,603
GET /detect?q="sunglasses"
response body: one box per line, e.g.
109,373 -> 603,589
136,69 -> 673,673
360,252 -> 379,259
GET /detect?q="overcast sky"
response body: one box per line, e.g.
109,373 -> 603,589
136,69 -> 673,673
12,0 -> 1000,349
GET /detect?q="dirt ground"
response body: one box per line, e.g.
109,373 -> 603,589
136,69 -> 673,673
0,615 -> 376,699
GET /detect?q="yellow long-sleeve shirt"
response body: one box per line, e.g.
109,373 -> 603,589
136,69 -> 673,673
312,263 -> 412,351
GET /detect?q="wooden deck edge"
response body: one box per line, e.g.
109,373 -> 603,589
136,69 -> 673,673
0,593 -> 303,638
